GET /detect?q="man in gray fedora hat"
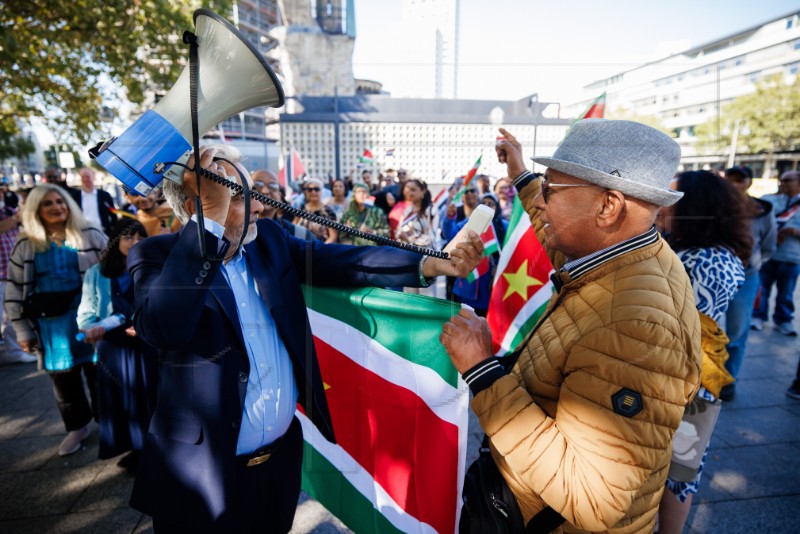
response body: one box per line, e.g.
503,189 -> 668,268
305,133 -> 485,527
440,119 -> 703,533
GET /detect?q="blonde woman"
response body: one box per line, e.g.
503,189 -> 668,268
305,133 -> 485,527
5,184 -> 108,456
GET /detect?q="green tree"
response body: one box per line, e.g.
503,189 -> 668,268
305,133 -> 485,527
0,0 -> 233,146
696,74 -> 800,169
0,134 -> 35,162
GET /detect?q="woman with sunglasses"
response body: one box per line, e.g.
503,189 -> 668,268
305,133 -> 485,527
293,177 -> 338,243
5,185 -> 108,456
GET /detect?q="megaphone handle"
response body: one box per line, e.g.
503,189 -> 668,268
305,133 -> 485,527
160,163 -> 450,259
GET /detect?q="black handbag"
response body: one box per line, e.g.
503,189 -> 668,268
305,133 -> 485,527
460,434 -> 525,533
460,303 -> 567,534
22,289 -> 80,319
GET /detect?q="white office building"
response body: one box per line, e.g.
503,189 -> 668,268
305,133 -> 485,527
280,95 -> 568,182
565,10 -> 800,178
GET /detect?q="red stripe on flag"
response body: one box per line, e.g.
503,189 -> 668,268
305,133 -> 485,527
313,336 -> 459,534
487,226 -> 552,351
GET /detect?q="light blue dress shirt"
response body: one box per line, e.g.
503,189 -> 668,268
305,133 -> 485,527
193,216 -> 298,454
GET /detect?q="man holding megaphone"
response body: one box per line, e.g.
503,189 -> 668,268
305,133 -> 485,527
126,146 -> 483,532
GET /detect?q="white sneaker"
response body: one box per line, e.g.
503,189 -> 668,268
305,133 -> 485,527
58,425 -> 92,456
750,318 -> 765,331
776,322 -> 797,336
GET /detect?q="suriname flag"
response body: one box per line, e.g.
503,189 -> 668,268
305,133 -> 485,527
486,195 -> 555,356
299,286 -> 468,534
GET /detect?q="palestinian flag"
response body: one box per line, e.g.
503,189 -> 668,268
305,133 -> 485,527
452,155 -> 483,202
278,149 -> 306,190
466,223 -> 500,283
299,286 -> 468,534
581,91 -> 606,119
486,196 -> 555,355
360,149 -> 375,164
569,92 -> 606,131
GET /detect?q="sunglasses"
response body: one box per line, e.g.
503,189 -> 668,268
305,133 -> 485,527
540,181 -> 599,203
304,187 -> 321,192
464,189 -> 477,194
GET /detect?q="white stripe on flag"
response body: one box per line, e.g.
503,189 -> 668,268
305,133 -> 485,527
308,309 -> 465,427
299,414 -> 437,534
493,217 -> 532,281
496,278 -> 554,355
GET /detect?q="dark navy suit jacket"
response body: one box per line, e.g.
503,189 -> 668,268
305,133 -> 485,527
127,218 -> 423,528
68,187 -> 117,235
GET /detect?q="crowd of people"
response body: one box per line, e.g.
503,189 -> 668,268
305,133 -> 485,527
1,121 -> 799,532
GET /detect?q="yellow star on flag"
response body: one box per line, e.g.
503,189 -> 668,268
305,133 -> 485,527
323,382 -> 331,391
502,260 -> 542,301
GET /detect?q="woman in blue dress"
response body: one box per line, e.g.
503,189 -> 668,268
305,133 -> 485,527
5,184 -> 108,456
78,219 -> 157,468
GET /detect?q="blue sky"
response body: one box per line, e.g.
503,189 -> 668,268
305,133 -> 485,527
352,0 -> 800,103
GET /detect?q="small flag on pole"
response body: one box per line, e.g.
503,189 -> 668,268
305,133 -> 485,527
466,224 -> 500,283
278,149 -> 306,190
486,196 -> 555,355
385,148 -> 395,158
360,149 -> 374,164
453,155 -> 483,202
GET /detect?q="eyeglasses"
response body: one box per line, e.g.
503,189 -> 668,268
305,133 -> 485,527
540,181 -> 599,203
464,189 -> 477,194
304,187 -> 321,192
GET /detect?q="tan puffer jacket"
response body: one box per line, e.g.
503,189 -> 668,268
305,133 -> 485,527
472,179 -> 702,533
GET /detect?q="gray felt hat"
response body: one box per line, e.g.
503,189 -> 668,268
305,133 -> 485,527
532,119 -> 683,206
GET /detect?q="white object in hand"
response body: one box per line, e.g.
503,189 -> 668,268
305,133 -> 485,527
443,204 -> 494,254
76,313 -> 126,341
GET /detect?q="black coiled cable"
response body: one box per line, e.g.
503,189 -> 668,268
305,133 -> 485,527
156,162 -> 451,260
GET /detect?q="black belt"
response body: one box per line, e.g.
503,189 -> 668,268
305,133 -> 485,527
236,435 -> 285,468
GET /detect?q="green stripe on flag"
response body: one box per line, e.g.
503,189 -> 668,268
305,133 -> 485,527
302,441 -> 406,534
302,286 -> 462,388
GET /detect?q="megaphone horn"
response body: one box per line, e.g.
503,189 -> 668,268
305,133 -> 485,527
89,9 -> 284,196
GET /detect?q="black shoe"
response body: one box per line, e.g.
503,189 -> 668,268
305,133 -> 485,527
719,384 -> 736,402
117,450 -> 141,475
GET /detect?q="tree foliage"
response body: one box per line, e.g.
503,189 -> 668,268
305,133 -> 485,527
696,73 -> 800,156
0,0 -> 233,146
0,133 -> 35,162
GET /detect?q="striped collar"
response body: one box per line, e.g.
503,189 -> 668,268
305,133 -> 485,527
561,226 -> 660,280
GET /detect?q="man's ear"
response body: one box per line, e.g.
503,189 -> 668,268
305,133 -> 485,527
183,196 -> 196,218
596,190 -> 626,228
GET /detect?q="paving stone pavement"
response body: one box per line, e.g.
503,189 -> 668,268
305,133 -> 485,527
0,309 -> 797,533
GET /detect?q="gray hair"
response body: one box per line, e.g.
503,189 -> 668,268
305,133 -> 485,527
161,145 -> 243,224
